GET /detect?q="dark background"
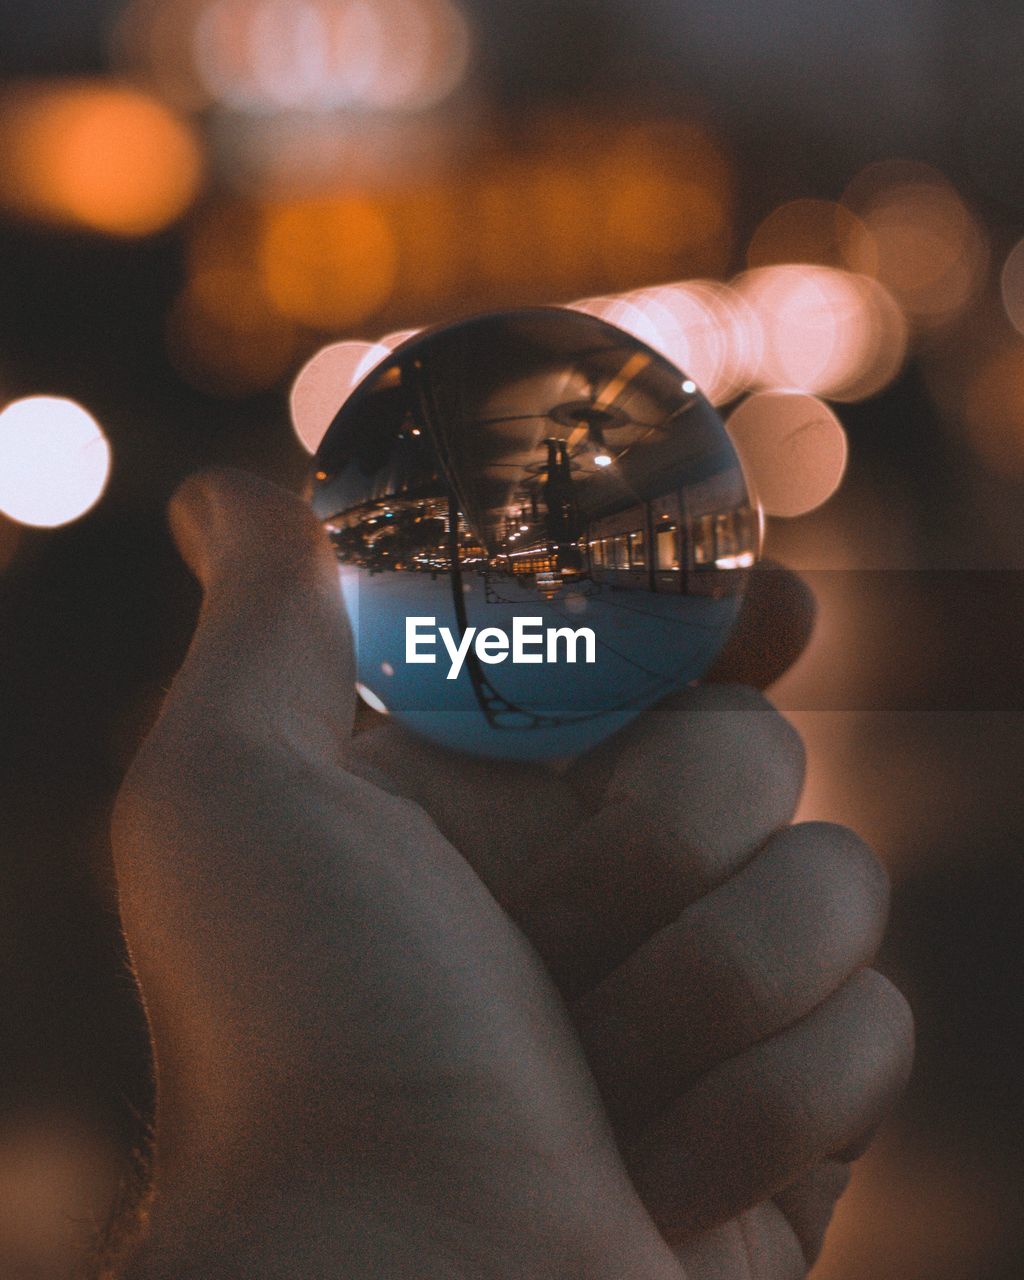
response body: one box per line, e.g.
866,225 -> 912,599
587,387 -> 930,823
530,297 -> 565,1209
2,1 -> 1024,1274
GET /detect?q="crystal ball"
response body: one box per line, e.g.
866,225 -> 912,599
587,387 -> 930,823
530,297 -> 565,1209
311,307 -> 762,760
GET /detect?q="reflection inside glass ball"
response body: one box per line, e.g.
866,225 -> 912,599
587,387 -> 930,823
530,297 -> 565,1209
311,308 -> 762,760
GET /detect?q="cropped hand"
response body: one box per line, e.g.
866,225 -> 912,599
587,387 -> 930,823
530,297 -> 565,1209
112,469 -> 912,1279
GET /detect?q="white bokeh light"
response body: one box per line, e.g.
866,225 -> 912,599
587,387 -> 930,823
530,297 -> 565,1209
0,397 -> 112,528
726,391 -> 848,518
290,340 -> 384,454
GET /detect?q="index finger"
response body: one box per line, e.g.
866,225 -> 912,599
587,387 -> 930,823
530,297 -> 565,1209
565,560 -> 814,811
512,564 -> 813,992
351,562 -> 814,921
705,559 -> 816,691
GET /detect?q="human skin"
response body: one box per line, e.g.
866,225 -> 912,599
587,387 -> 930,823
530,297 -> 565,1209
110,469 -> 913,1279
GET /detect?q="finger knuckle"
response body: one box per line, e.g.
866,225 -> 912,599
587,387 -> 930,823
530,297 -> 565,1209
849,968 -> 916,1080
777,822 -> 891,950
720,694 -> 807,798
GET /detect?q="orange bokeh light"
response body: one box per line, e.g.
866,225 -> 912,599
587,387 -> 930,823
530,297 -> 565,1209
597,121 -> 733,285
168,114 -> 734,342
603,176 -> 726,278
0,81 -> 203,237
259,197 -> 398,328
961,341 -> 1024,480
167,267 -> 301,397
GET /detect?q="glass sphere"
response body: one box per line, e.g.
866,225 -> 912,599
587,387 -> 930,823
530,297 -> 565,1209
311,307 -> 762,760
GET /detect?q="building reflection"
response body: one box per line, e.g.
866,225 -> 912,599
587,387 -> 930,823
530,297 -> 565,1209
317,315 -> 758,598
311,308 -> 760,757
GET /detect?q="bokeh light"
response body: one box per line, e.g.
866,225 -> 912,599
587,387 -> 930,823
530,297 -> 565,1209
112,0 -> 213,112
828,274 -> 909,402
166,267 -> 302,397
573,281 -> 761,406
0,397 -> 112,529
736,265 -> 907,401
0,81 -> 203,236
378,327 -> 423,350
961,340 -> 1024,481
841,160 -> 988,329
160,115 -> 735,345
654,280 -> 762,406
259,197 -> 398,328
290,340 -> 386,452
747,198 -> 877,273
999,237 -> 1024,339
735,265 -> 842,394
726,390 -> 847,517
355,0 -> 473,112
570,295 -> 665,350
596,120 -> 733,285
119,0 -> 472,116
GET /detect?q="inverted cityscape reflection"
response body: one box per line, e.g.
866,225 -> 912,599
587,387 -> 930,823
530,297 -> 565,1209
311,308 -> 761,759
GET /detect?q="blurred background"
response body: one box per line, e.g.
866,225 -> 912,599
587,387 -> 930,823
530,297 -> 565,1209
2,0 -> 1024,1275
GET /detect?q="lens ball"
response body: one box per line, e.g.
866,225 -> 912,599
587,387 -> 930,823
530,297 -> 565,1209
311,307 -> 761,760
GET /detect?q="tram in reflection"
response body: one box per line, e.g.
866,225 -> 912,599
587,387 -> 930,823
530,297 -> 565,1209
324,450 -> 758,598
493,500 -> 756,597
490,437 -> 758,599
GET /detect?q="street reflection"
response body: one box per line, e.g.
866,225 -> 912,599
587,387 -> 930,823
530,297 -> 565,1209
312,307 -> 760,758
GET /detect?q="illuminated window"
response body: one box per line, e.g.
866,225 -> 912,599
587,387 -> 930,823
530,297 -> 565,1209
591,538 -> 605,567
692,514 -> 715,566
629,529 -> 646,567
656,525 -> 680,570
715,512 -> 739,558
613,533 -> 629,567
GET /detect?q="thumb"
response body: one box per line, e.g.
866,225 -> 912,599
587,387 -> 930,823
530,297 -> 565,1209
160,467 -> 355,759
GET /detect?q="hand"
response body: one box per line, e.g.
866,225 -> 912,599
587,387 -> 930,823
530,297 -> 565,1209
110,469 -> 913,1279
